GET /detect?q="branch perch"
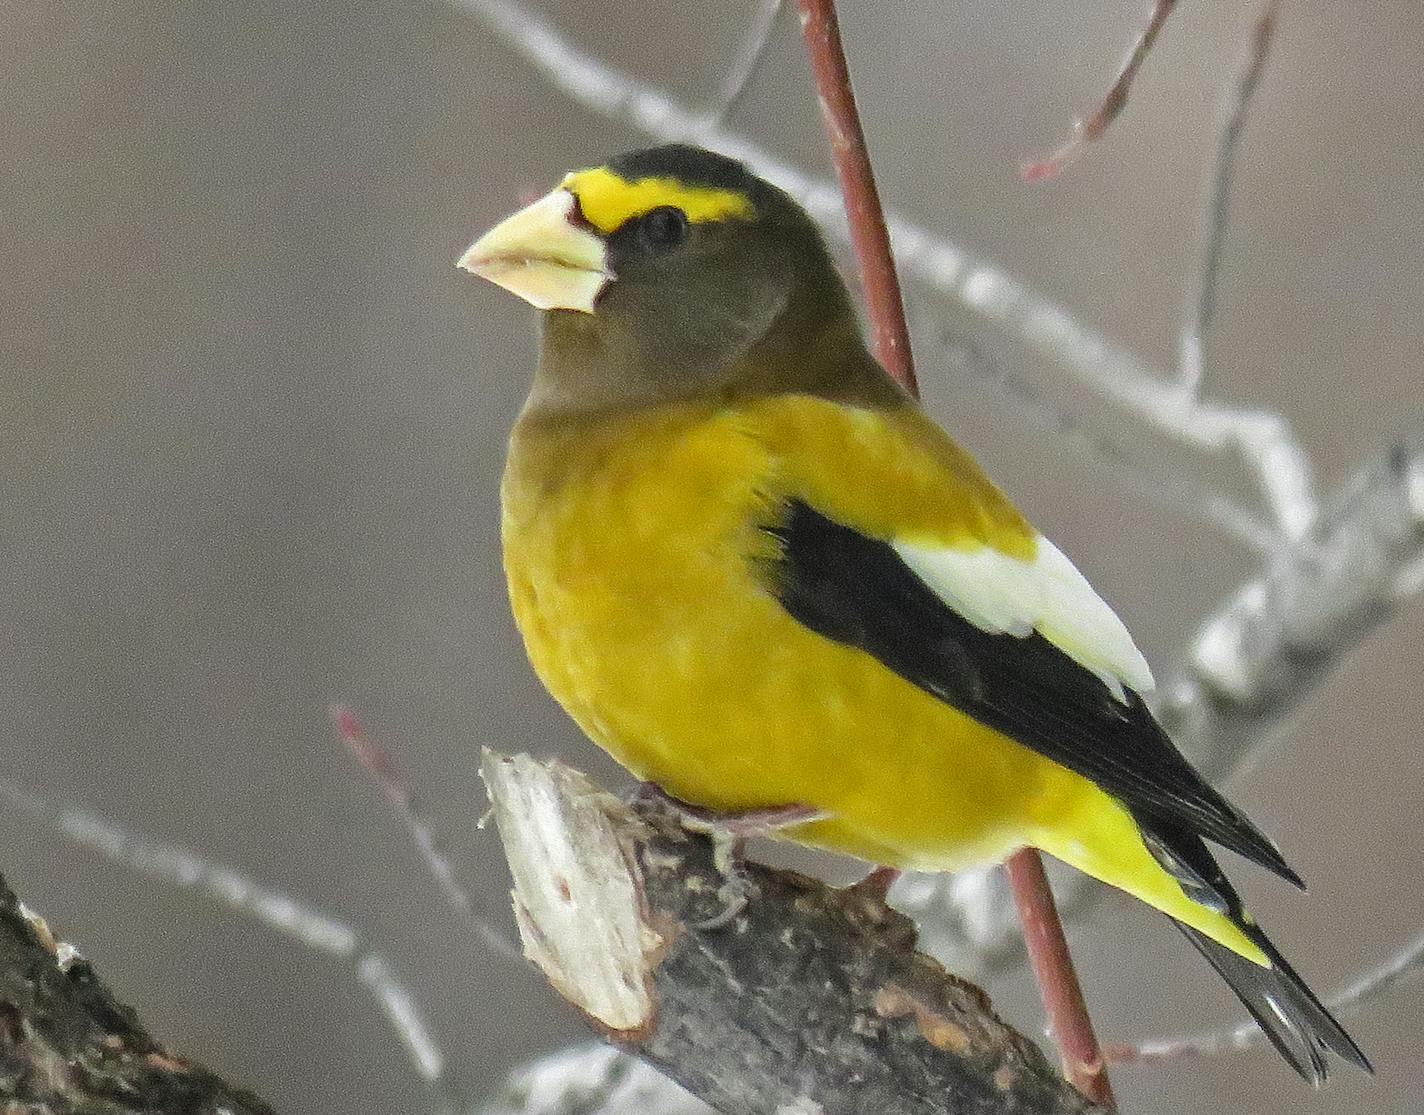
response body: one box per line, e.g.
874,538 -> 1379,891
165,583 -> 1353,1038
480,751 -> 1106,1115
0,871 -> 275,1113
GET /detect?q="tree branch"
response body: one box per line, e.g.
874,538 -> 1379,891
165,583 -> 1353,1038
1023,1 -> 1183,181
796,0 -> 915,391
0,771 -> 461,1108
1163,430 -> 1424,777
0,870 -> 276,1113
1178,0 -> 1282,398
480,752 -> 1107,1115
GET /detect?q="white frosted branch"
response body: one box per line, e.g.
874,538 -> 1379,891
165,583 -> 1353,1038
1166,431 -> 1424,774
448,0 -> 1310,546
477,1042 -> 710,1115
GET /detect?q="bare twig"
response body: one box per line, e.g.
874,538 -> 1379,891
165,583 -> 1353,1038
0,870 -> 277,1112
1108,925 -> 1424,1066
1005,853 -> 1115,1106
795,0 -> 916,391
700,0 -> 783,127
943,256 -> 1319,540
1179,0 -> 1283,398
1163,431 -> 1424,779
1023,1 -> 1182,181
481,752 -> 1107,1115
329,704 -> 524,963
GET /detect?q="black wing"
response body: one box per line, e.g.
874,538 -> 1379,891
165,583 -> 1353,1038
1144,818 -> 1369,1081
763,499 -> 1301,887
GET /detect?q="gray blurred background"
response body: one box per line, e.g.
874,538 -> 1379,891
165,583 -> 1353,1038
3,0 -> 1421,1111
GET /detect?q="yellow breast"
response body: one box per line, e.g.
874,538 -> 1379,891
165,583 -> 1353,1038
501,397 -> 1070,870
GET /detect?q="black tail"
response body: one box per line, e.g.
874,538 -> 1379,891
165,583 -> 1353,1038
1174,919 -> 1371,1085
1138,816 -> 1371,1084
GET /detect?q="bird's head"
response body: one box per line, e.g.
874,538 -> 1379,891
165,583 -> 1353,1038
460,145 -> 877,410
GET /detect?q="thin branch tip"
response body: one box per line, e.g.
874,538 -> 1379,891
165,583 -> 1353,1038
1025,0 -> 1182,180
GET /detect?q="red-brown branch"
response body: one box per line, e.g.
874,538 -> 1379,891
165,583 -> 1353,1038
795,0 -> 917,394
1007,851 -> 1115,1106
795,1 -> 1113,1105
1024,0 -> 1182,181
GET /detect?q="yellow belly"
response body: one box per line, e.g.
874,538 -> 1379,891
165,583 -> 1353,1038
506,400 -> 1069,866
501,398 -> 1262,960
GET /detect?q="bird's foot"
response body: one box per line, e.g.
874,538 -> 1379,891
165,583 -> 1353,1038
698,830 -> 751,930
626,781 -> 823,835
625,782 -> 824,929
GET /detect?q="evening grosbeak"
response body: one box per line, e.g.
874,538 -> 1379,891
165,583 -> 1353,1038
458,144 -> 1368,1083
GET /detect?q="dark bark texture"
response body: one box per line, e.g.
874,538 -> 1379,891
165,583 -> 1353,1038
617,799 -> 1107,1115
0,872 -> 275,1115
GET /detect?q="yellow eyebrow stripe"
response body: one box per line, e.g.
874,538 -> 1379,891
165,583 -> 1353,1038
561,167 -> 755,234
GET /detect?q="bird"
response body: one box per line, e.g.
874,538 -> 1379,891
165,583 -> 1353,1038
458,142 -> 1369,1084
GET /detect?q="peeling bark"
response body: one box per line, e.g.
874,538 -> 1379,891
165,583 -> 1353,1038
481,753 -> 1106,1115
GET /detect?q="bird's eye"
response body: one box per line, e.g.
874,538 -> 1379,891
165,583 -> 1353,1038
639,206 -> 689,252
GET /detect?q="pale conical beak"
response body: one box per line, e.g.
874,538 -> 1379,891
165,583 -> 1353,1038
456,188 -> 611,313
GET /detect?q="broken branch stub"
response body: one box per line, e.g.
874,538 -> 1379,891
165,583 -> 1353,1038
480,751 -> 1107,1115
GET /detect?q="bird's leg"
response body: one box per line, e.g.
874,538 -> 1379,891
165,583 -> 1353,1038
625,782 -> 825,929
624,780 -> 823,835
695,804 -> 826,930
700,829 -> 753,931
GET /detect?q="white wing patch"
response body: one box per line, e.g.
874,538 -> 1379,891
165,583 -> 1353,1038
891,534 -> 1155,703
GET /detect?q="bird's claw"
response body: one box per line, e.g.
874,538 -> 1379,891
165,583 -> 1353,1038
693,830 -> 751,930
624,783 -> 825,931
